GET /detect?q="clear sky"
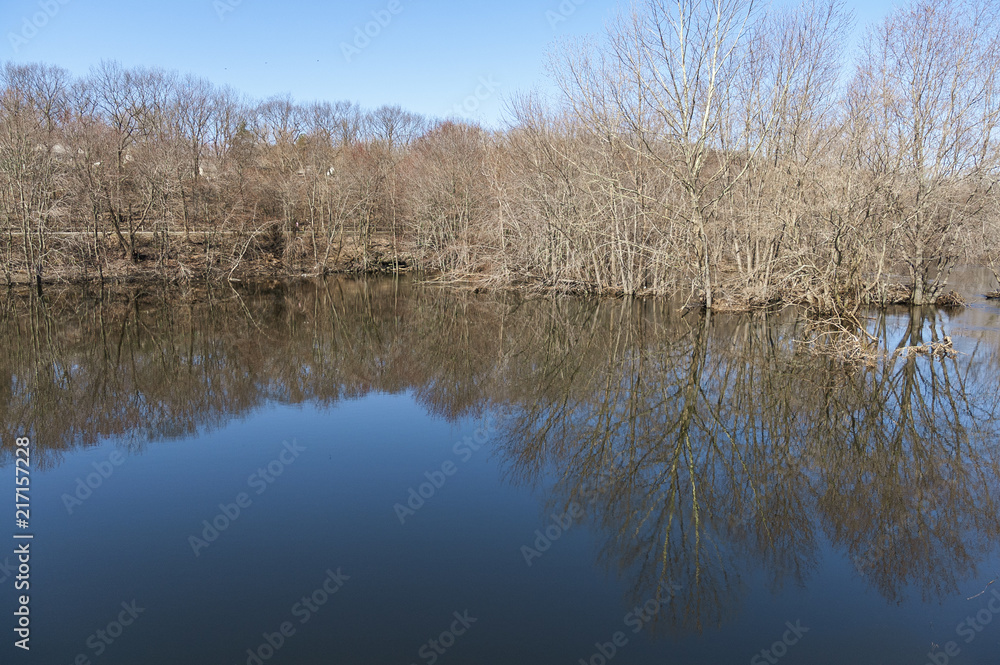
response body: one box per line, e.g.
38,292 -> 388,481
2,0 -> 902,126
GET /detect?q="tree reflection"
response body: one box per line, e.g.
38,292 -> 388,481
496,304 -> 1000,630
1,280 -> 998,630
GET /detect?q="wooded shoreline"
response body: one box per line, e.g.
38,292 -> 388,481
3,0 -> 1000,313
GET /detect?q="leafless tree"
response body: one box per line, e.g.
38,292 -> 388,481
850,0 -> 1000,304
2,1 -> 997,311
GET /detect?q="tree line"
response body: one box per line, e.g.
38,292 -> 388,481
1,0 -> 999,311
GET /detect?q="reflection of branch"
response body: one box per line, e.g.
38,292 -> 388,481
966,576 -> 997,601
227,282 -> 272,340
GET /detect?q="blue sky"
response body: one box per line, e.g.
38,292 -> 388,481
3,0 -> 902,126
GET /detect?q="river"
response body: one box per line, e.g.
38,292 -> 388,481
1,270 -> 999,664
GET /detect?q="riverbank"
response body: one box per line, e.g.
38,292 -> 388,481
5,227 -> 996,314
2,230 -> 414,287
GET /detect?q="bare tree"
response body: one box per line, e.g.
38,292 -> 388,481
171,74 -> 217,238
851,0 -> 1000,304
1,0 -> 997,310
0,62 -> 71,288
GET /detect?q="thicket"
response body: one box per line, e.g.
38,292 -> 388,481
2,0 -> 998,312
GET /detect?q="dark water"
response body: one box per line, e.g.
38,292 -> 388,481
2,272 -> 1000,665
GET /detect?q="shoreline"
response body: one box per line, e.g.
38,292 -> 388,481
2,264 -> 988,313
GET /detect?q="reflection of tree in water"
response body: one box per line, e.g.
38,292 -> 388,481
496,306 -> 822,632
0,279 -> 511,462
493,303 -> 1000,630
1,281 -> 999,629
808,311 -> 1000,604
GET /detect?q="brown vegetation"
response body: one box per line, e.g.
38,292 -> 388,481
1,0 -> 998,311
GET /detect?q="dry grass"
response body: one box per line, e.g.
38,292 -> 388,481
935,291 -> 967,307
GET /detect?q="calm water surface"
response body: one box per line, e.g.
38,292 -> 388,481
2,273 -> 1000,665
